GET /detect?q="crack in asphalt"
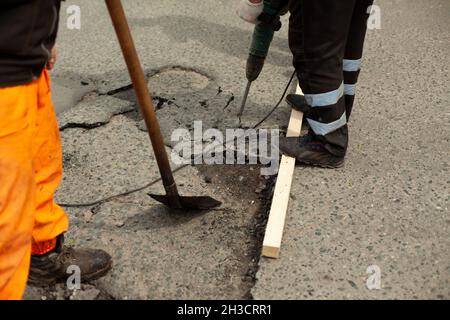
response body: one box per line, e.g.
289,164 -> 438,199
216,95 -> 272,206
59,109 -> 135,132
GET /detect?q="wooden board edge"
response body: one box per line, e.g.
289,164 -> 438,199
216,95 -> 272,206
260,83 -> 304,259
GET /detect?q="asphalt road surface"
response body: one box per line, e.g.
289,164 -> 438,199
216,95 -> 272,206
33,0 -> 450,299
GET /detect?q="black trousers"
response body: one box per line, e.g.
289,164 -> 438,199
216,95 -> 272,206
288,0 -> 373,156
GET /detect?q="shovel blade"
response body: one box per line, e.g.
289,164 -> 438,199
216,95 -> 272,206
148,193 -> 222,210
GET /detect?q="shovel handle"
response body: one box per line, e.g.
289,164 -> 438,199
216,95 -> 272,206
105,0 -> 181,206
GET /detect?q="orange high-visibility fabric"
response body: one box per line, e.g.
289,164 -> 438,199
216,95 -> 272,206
0,69 -> 69,300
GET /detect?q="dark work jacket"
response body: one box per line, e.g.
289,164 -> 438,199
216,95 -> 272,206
0,0 -> 62,88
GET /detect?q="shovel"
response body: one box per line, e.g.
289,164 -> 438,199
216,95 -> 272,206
105,0 -> 221,210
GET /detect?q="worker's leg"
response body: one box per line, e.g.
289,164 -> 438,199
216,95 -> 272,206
0,82 -> 38,300
31,69 -> 69,255
288,0 -> 357,157
28,70 -> 111,286
344,0 -> 374,120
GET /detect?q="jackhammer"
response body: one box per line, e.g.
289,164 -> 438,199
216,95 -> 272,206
238,0 -> 289,117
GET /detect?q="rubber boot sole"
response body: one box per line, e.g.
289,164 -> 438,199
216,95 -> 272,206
279,148 -> 345,169
296,158 -> 345,169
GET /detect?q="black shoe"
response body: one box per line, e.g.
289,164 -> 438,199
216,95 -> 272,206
286,94 -> 311,115
279,135 -> 345,168
28,238 -> 112,287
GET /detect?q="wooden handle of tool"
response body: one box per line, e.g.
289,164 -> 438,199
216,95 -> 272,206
105,0 -> 178,196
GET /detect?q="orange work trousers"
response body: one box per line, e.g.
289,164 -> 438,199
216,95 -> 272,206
0,70 -> 69,300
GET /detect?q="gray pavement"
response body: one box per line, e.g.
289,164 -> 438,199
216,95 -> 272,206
40,0 -> 449,299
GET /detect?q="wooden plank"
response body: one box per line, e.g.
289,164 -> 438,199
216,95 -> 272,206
262,84 -> 304,259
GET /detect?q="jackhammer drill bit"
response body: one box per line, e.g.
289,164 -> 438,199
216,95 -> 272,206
238,81 -> 252,117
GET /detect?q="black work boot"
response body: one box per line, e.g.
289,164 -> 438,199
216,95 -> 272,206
279,133 -> 345,168
286,94 -> 311,115
28,236 -> 112,287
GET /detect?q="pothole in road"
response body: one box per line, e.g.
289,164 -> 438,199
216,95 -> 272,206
197,164 -> 275,299
27,68 -> 275,299
128,67 -> 273,298
110,73 -> 272,298
109,68 -> 273,298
